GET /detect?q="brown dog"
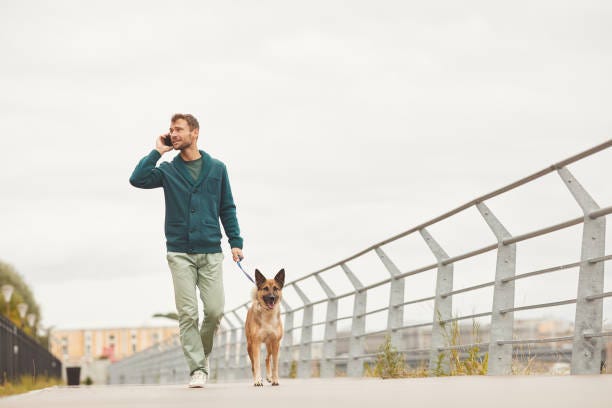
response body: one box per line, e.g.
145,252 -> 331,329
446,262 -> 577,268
245,269 -> 285,386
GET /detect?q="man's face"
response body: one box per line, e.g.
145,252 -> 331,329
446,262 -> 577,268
169,119 -> 198,150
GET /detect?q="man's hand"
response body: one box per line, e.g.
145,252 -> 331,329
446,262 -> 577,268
155,134 -> 174,155
231,248 -> 244,262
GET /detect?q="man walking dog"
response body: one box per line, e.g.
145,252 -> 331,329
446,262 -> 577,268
129,113 -> 244,388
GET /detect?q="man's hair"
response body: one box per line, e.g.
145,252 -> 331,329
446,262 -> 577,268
171,113 -> 199,131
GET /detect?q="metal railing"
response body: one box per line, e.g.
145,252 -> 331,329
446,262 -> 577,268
0,314 -> 62,383
109,139 -> 611,383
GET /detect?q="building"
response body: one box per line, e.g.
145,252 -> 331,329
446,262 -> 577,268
50,325 -> 179,384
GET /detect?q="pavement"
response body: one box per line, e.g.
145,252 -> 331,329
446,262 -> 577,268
1,376 -> 610,408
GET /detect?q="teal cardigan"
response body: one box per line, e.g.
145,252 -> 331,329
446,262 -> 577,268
129,149 -> 243,253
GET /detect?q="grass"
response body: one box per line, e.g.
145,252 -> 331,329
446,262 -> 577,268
511,342 -> 537,375
438,318 -> 488,376
366,317 -> 489,379
289,360 -> 298,378
365,334 -> 407,378
0,375 -> 63,397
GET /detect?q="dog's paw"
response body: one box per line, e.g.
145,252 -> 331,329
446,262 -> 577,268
254,380 -> 264,387
266,377 -> 272,383
272,381 -> 279,386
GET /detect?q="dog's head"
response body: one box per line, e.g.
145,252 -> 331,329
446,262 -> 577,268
254,269 -> 285,310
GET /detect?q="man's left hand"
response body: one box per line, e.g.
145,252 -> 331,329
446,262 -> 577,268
231,248 -> 244,262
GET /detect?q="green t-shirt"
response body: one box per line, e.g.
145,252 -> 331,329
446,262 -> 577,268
184,157 -> 202,182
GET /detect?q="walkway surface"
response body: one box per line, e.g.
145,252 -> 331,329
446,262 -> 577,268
1,376 -> 610,408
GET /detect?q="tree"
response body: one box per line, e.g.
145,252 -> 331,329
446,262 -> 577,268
0,260 -> 41,338
152,312 -> 178,321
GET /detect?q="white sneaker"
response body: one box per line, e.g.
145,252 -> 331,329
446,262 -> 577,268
188,370 -> 206,388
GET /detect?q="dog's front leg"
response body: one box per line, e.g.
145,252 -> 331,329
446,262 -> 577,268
271,340 -> 280,386
265,343 -> 272,383
247,342 -> 254,375
252,341 -> 263,386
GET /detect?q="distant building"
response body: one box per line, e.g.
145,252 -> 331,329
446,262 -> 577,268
50,325 -> 179,384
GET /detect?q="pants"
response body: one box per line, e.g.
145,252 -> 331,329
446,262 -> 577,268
166,252 -> 225,375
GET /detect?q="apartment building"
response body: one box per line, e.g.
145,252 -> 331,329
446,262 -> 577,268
50,325 -> 179,383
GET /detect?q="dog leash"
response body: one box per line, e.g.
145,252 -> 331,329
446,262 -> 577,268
236,256 -> 255,284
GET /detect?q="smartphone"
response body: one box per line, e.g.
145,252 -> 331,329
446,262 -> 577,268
163,134 -> 173,147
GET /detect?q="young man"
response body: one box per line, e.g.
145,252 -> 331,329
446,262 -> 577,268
129,113 -> 244,388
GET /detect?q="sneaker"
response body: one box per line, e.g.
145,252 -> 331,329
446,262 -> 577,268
188,370 -> 206,388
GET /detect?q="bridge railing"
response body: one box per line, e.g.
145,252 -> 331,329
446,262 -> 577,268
0,314 -> 62,383
109,139 -> 611,384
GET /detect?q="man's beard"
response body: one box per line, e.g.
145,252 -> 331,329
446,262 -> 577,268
177,141 -> 192,150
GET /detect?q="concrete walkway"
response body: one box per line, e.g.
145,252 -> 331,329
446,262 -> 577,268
1,376 -> 610,408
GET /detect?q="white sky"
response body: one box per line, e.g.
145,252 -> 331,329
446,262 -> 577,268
0,1 -> 610,332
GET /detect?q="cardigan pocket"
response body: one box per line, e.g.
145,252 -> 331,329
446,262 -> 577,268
201,222 -> 222,245
205,178 -> 221,195
165,222 -> 187,243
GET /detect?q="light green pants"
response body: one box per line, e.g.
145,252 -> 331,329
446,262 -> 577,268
166,252 -> 225,375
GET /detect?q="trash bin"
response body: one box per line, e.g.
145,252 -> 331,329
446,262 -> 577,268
66,366 -> 81,386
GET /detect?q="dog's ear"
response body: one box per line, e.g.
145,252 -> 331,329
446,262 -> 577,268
274,269 -> 285,288
255,269 -> 266,288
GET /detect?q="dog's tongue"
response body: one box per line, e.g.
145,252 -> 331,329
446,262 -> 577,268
266,301 -> 275,309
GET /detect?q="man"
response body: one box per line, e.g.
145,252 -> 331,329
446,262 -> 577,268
129,113 -> 244,388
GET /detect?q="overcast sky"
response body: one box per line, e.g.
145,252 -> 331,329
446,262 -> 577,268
0,1 -> 610,332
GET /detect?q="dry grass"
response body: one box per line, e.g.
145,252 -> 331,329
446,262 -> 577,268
365,334 -> 407,378
440,319 -> 488,376
366,317 -> 489,379
0,375 -> 63,397
404,361 -> 429,378
288,360 -> 298,378
363,317 -> 590,379
511,342 -> 538,375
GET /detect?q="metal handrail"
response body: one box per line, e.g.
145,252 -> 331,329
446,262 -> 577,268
438,342 -> 490,352
224,211 -> 603,318
439,312 -> 493,324
108,139 -> 612,384
286,139 -> 611,284
499,299 -> 577,314
497,336 -> 574,345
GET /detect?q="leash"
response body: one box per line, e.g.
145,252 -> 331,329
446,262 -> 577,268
236,257 -> 255,284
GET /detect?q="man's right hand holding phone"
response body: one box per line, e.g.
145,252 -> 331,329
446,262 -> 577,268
155,134 -> 174,155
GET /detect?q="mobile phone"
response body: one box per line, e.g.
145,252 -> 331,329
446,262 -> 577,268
163,134 -> 173,147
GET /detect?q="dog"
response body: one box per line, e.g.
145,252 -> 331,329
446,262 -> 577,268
245,268 -> 285,386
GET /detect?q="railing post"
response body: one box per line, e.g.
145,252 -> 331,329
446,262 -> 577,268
558,167 -> 606,374
280,299 -> 294,378
210,329 -> 222,382
232,310 -> 248,379
228,326 -> 238,380
219,318 -> 233,382
315,274 -> 337,378
419,228 -> 453,375
476,202 -> 516,375
375,247 -> 405,348
293,283 -> 313,378
216,324 -> 229,382
225,319 -> 237,380
342,263 -> 366,377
